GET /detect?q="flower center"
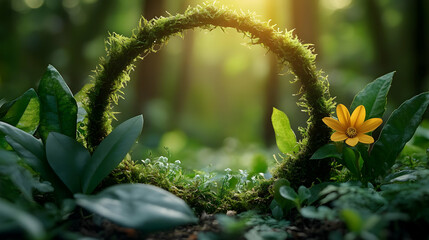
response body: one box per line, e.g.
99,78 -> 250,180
346,127 -> 357,138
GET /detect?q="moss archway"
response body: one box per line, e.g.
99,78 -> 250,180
84,2 -> 334,196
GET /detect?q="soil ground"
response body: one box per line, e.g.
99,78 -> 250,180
77,213 -> 346,239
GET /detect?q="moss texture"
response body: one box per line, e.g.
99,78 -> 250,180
84,2 -> 335,198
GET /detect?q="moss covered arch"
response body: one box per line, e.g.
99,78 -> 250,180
84,2 -> 335,189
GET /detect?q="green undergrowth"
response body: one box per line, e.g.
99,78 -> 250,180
102,155 -> 273,214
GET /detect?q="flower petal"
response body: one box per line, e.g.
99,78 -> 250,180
357,133 -> 374,144
358,118 -> 383,133
331,132 -> 348,141
323,117 -> 345,132
336,104 -> 351,126
350,105 -> 366,128
345,137 -> 359,147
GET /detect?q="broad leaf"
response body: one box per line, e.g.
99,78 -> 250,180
350,72 -> 393,119
271,107 -> 298,154
0,122 -> 47,176
340,209 -> 363,233
279,185 -> 298,203
82,115 -> 143,193
0,88 -> 40,134
0,122 -> 68,197
300,206 -> 335,220
308,182 -> 337,205
0,199 -> 46,239
38,65 -> 77,142
75,184 -> 197,232
0,150 -> 53,202
310,143 -> 342,159
269,200 -> 284,220
46,132 -> 91,193
365,92 -> 429,178
297,186 -> 311,202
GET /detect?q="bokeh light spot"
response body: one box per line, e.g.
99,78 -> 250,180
63,0 -> 79,9
24,0 -> 44,9
321,0 -> 352,11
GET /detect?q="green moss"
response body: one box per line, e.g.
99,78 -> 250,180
98,157 -> 272,213
85,2 -> 335,208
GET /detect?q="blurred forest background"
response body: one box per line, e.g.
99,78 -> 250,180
1,0 -> 428,171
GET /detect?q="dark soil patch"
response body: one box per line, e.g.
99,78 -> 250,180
76,213 -> 222,240
75,212 -> 347,240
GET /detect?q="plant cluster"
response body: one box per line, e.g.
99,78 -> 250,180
0,66 -> 197,239
268,72 -> 429,238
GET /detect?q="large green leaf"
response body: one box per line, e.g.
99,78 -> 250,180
0,122 -> 46,174
0,199 -> 46,240
0,122 -> 68,197
0,150 -> 53,202
75,184 -> 197,232
0,89 -> 40,148
310,143 -> 342,160
297,186 -> 311,202
365,92 -> 429,178
271,107 -> 298,154
37,65 -> 77,142
46,132 -> 91,193
279,185 -> 299,203
0,88 -> 40,134
350,72 -> 393,119
82,115 -> 143,193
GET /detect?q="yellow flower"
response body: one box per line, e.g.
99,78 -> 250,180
322,104 -> 383,147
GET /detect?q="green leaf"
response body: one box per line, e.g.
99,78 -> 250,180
46,132 -> 91,193
365,92 -> 429,178
250,154 -> 268,174
342,147 -> 363,178
273,179 -> 291,208
216,215 -> 247,235
82,115 -> 143,193
0,89 -> 40,148
308,182 -> 336,205
0,88 -> 40,134
300,206 -> 335,220
340,209 -> 363,233
350,72 -> 394,119
297,186 -> 311,202
0,122 -> 69,197
0,199 -> 46,240
0,122 -> 47,176
269,200 -> 284,220
37,65 -> 77,143
0,150 -> 53,201
279,185 -> 298,203
75,184 -> 197,232
271,107 -> 298,154
310,143 -> 342,159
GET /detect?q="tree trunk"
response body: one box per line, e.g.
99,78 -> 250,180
291,0 -> 319,50
262,0 -> 281,145
134,0 -> 165,113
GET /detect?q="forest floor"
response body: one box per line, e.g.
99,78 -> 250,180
76,212 -> 346,240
